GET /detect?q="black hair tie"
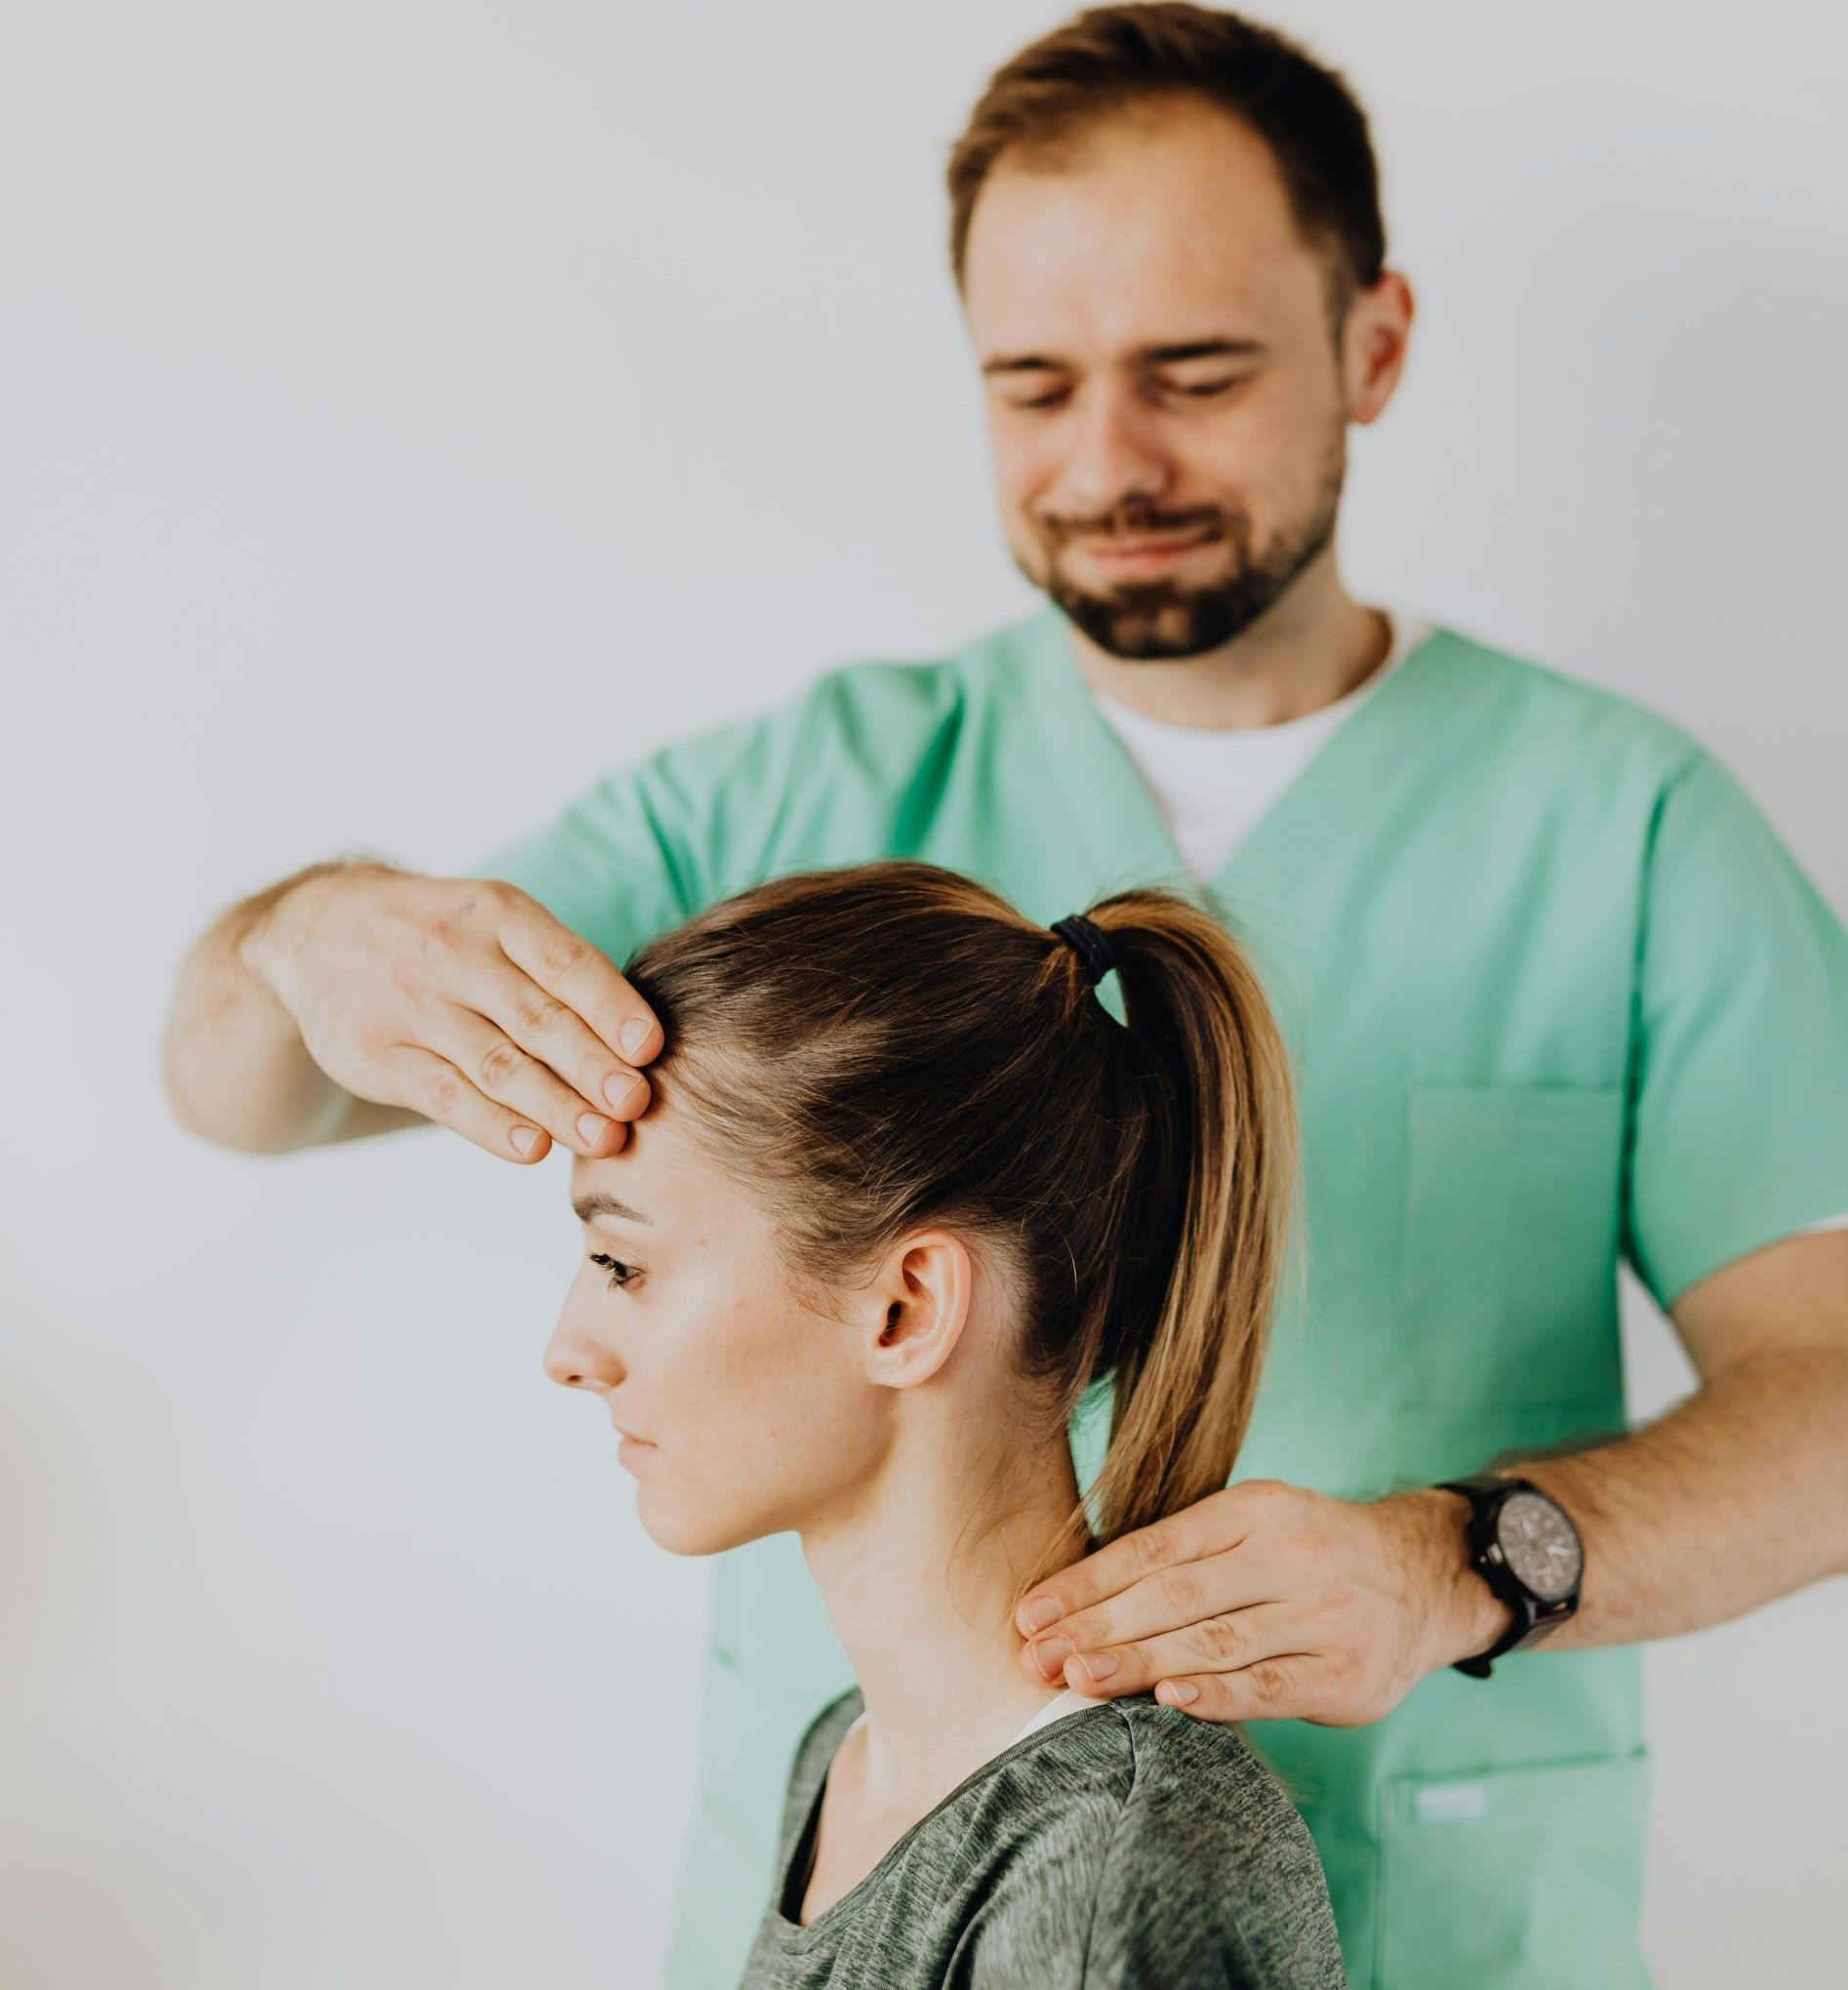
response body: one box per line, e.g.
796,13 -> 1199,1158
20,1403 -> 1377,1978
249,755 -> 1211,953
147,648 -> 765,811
1049,914 -> 1117,989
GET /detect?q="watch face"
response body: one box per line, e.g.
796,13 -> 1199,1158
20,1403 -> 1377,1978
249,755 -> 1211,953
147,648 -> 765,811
1495,1490 -> 1583,1601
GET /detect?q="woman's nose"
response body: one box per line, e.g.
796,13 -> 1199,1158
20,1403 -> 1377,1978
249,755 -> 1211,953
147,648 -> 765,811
542,1314 -> 623,1391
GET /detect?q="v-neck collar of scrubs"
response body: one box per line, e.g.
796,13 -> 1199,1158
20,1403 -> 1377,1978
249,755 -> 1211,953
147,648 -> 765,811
1007,600 -> 1453,912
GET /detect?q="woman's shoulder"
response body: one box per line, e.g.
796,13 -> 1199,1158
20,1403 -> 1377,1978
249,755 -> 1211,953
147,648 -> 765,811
1104,1693 -> 1307,1805
1020,1694 -> 1318,1856
978,1696 -> 1346,1987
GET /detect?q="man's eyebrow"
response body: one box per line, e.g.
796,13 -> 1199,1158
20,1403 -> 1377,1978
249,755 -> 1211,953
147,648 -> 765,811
980,337 -> 1268,377
573,1192 -> 654,1228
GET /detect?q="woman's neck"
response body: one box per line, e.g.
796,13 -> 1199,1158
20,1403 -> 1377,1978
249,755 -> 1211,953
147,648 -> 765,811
798,1427 -> 1084,1813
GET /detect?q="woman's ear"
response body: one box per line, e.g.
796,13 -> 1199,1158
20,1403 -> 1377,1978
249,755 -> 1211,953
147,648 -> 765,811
860,1228 -> 972,1390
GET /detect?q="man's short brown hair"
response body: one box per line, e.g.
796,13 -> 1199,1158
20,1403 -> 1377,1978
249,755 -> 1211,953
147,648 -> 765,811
946,3 -> 1387,335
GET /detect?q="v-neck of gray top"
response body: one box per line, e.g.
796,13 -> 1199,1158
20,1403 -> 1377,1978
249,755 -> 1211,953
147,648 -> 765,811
738,1685 -> 1347,1987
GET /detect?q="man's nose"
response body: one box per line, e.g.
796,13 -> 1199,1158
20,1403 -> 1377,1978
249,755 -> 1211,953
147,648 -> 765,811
1058,385 -> 1173,519
542,1314 -> 622,1391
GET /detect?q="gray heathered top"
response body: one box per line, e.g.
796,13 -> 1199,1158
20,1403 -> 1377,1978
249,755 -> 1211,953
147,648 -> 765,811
738,1686 -> 1346,1988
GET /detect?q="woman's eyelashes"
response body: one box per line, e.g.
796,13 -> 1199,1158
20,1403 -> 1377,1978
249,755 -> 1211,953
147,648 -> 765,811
587,1251 -> 640,1294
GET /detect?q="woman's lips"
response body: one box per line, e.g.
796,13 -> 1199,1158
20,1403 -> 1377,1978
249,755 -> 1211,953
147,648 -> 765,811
617,1433 -> 657,1470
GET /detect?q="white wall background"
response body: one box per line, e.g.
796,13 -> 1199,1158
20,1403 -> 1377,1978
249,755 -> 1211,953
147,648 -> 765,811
3,1 -> 1844,1983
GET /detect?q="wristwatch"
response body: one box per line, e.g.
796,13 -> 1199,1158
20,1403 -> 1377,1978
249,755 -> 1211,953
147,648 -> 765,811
1433,1474 -> 1585,1679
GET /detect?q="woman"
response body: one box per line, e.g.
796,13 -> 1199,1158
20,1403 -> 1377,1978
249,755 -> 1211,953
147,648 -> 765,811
542,859 -> 1345,1987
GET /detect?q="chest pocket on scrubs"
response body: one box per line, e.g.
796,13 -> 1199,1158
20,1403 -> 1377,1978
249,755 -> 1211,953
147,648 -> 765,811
1376,1749 -> 1652,1989
1398,1083 -> 1627,1413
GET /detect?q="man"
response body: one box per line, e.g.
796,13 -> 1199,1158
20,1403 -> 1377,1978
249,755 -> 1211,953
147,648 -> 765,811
162,7 -> 1848,1986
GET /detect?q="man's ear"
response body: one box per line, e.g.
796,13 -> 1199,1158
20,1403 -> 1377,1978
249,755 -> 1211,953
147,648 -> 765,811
859,1228 -> 973,1390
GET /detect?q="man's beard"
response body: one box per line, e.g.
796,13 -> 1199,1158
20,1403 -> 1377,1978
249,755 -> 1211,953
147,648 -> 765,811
1024,428 -> 1346,662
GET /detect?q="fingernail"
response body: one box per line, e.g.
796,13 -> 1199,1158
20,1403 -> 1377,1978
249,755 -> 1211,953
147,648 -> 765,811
620,1018 -> 654,1057
1075,1651 -> 1117,1684
1023,1597 -> 1063,1633
511,1126 -> 542,1156
605,1074 -> 646,1114
1032,1637 -> 1072,1675
1158,1680 -> 1199,1707
578,1113 -> 612,1146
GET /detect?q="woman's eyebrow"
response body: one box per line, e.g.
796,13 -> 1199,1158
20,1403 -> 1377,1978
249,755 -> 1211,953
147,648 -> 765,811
572,1192 -> 654,1228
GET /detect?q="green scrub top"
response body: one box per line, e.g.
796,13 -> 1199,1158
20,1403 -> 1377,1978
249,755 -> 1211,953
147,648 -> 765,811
471,603 -> 1848,1990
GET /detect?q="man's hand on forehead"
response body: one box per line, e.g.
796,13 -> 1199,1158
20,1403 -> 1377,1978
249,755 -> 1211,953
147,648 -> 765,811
243,864 -> 663,1163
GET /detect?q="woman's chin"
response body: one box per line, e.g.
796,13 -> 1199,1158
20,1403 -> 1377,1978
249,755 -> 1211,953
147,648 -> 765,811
634,1490 -> 757,1559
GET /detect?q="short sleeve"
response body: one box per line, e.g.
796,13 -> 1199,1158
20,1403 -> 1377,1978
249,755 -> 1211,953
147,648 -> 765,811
461,690 -> 817,968
1073,1791 -> 1337,1990
1079,1816 -> 1252,1988
1624,749 -> 1848,1309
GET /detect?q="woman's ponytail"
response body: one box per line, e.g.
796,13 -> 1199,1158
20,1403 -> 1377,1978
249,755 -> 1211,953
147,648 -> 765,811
1048,889 -> 1301,1560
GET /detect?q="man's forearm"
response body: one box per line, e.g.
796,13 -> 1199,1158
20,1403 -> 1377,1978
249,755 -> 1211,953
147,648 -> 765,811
1416,1347 -> 1848,1667
162,860 -> 384,1155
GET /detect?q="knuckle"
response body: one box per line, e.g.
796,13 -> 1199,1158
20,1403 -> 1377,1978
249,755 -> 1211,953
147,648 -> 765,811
1158,1564 -> 1206,1618
507,986 -> 569,1038
1116,1533 -> 1150,1578
422,1066 -> 462,1117
1123,1525 -> 1174,1579
1198,1613 -> 1246,1664
476,1037 -> 530,1091
533,926 -> 591,982
1248,1660 -> 1290,1709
